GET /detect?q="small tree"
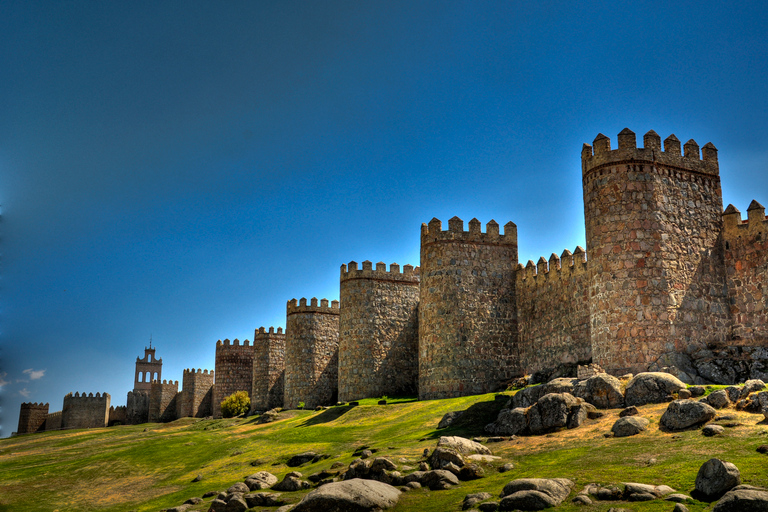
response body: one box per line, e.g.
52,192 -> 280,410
220,391 -> 250,418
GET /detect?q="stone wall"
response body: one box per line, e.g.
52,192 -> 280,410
251,327 -> 285,412
45,411 -> 62,431
516,248 -> 591,374
724,201 -> 768,342
338,261 -> 419,401
582,129 -> 729,375
213,339 -> 254,418
419,217 -> 519,399
17,402 -> 48,434
149,380 -> 178,423
126,390 -> 149,424
62,392 -> 110,430
284,298 -> 340,409
181,368 -> 214,418
108,405 -> 127,426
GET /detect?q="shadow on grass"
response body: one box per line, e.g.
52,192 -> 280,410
296,406 -> 356,427
422,397 -> 508,440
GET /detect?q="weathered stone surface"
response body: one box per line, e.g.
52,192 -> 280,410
705,390 -> 731,409
660,400 -> 716,430
245,471 -> 278,490
287,452 -> 319,467
485,408 -> 527,436
712,485 -> 768,511
527,393 -> 581,434
224,495 -> 248,512
624,373 -> 687,406
689,386 -> 706,397
292,478 -> 400,512
184,497 -> 203,505
213,340 -> 253,418
741,379 -> 766,397
678,388 -> 691,399
611,416 -> 649,437
573,373 -> 625,409
429,447 -> 464,470
272,474 -> 312,492
226,482 -> 249,494
458,463 -> 484,481
438,411 -> 464,429
421,469 -> 460,490
251,328 -> 285,411
512,379 -> 578,409
244,492 -> 284,507
436,436 -> 492,455
500,478 -> 574,510
207,499 -> 227,512
702,424 -> 725,436
370,457 -> 397,473
619,406 -> 639,417
672,504 -> 689,512
463,492 -> 493,510
695,459 -> 741,499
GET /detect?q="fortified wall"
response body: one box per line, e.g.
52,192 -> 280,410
338,261 -> 420,402
251,327 -> 285,412
126,391 -> 149,424
149,380 -> 178,423
284,298 -> 340,409
62,392 -> 110,430
213,339 -> 254,418
180,369 -> 214,418
17,402 -> 49,434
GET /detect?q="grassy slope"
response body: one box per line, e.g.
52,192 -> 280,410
1,392 -> 767,512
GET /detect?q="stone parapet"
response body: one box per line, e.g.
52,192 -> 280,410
213,338 -> 255,418
181,368 -> 214,418
62,392 -> 110,430
251,326 -> 286,412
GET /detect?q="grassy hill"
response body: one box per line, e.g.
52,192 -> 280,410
1,391 -> 767,512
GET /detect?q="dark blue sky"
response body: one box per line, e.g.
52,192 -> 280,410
2,1 -> 767,436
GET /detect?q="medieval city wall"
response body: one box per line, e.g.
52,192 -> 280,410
45,411 -> 62,431
126,390 -> 149,424
62,392 -> 110,430
251,327 -> 285,412
419,217 -> 519,399
338,261 -> 420,402
213,339 -> 254,418
149,380 -> 178,423
181,368 -> 214,418
284,298 -> 340,409
17,402 -> 49,434
516,248 -> 591,375
109,405 -> 127,426
724,201 -> 768,341
134,347 -> 162,393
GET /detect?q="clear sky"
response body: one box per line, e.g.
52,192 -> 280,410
2,1 -> 767,437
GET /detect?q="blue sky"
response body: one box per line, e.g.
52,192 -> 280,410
2,1 -> 767,436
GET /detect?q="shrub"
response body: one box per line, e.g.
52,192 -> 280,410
221,391 -> 250,418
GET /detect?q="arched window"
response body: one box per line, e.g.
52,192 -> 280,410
138,372 -> 143,383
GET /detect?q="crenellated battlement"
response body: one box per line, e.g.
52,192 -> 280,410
340,260 -> 420,284
421,217 -> 517,245
150,379 -> 178,387
20,402 -> 49,409
65,392 -> 110,400
723,200 -> 768,235
183,368 -> 214,376
582,128 -> 719,178
216,338 -> 251,347
286,297 -> 340,316
517,246 -> 588,282
256,326 -> 285,336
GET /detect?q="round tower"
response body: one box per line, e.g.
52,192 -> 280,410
419,216 -> 519,400
338,261 -> 420,402
251,326 -> 286,412
213,338 -> 254,418
582,128 -> 729,375
284,297 -> 340,409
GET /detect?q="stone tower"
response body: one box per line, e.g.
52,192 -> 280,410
251,326 -> 286,412
582,128 -> 729,374
213,339 -> 254,418
180,369 -> 214,418
419,217 -> 519,399
17,402 -> 49,434
133,343 -> 162,393
338,261 -> 420,402
284,297 -> 340,409
149,380 -> 179,422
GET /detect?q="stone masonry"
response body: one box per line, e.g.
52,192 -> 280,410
419,217 -> 519,399
126,390 -> 149,424
251,327 -> 285,412
149,380 -> 178,423
17,402 -> 49,434
284,298 -> 340,409
181,369 -> 214,418
133,345 -> 162,392
339,261 -> 420,402
213,339 -> 254,418
62,392 -> 110,430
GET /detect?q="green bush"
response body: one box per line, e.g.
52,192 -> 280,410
220,391 -> 250,418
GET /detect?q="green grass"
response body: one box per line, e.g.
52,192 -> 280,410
1,392 -> 767,512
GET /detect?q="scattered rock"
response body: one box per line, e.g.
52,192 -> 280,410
191,474 -> 203,483
377,400 -> 387,405
705,390 -> 731,409
463,492 -> 493,510
436,436 -> 492,455
689,386 -> 706,397
421,469 -> 460,490
572,494 -> 592,505
527,393 -> 582,434
695,458 -> 741,499
438,411 -> 465,429
258,410 -> 281,424
660,400 -> 716,431
678,388 -> 691,399
227,482 -> 249,494
244,492 -> 284,507
360,450 -> 373,459
224,495 -> 248,512
458,463 -> 484,481
624,372 -> 687,406
611,416 -> 649,437
512,378 -> 578,408
202,491 -> 219,498
291,478 -> 401,511
757,445 -> 768,454
272,473 -> 312,492
500,478 -> 574,510
498,462 -> 514,472
485,408 -> 528,436
741,379 -> 766,397
619,406 -> 639,417
287,452 -> 319,467
712,485 -> 768,511
665,493 -> 693,502
478,502 -> 498,512
466,454 -> 500,463
166,505 -> 190,512
725,386 -> 742,402
703,425 -> 725,436
573,373 -> 625,409
245,471 -> 278,490
429,447 -> 465,470
183,497 -> 203,505
672,504 -> 689,512
207,499 -> 227,512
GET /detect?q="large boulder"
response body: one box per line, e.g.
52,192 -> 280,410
291,478 -> 401,512
611,416 -> 649,437
421,469 -> 460,490
695,459 -> 741,500
429,447 -> 464,470
704,390 -> 731,409
741,379 -> 766,397
573,373 -> 625,409
712,485 -> 768,511
436,436 -> 491,455
660,400 -> 716,431
287,452 -> 320,467
245,471 -> 278,490
438,411 -> 464,429
500,478 -> 574,510
527,393 -> 581,435
272,472 -> 312,492
512,378 -> 577,408
485,407 -> 528,436
624,372 -> 686,406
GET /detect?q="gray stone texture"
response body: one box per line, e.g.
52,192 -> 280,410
17,402 -> 49,434
284,298 -> 340,409
126,390 -> 149,425
251,327 -> 285,411
180,368 -> 214,418
339,261 -> 419,402
149,380 -> 178,423
213,339 -> 254,418
624,372 -> 687,406
660,399 -> 716,431
695,458 -> 741,499
62,392 -> 110,429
